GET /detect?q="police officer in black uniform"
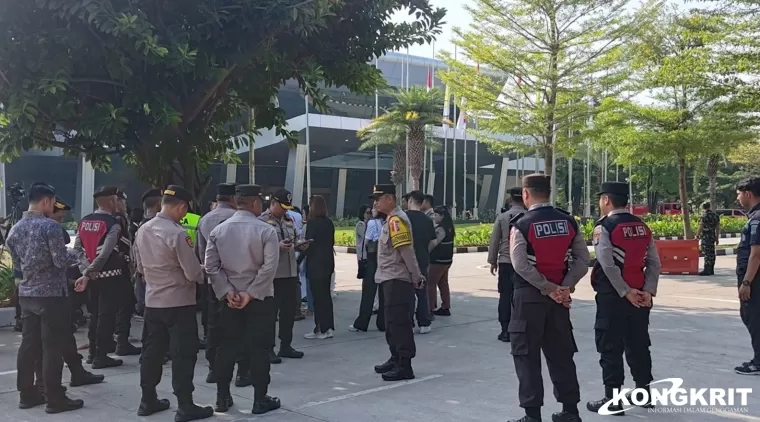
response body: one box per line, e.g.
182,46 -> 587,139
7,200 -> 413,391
114,189 -> 141,356
74,186 -> 125,369
735,177 -> 760,375
586,182 -> 661,414
507,174 -> 589,422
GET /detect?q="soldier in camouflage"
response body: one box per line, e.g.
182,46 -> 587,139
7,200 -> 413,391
697,201 -> 721,276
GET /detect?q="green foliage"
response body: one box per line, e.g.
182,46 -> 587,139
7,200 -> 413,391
0,255 -> 14,303
0,0 -> 445,204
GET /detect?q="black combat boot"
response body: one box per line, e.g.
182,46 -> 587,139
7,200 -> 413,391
278,345 -> 304,359
214,386 -> 234,412
698,267 -> 714,276
19,388 -> 46,409
374,357 -> 397,374
381,360 -> 415,381
235,368 -> 252,388
86,341 -> 96,364
115,338 -> 142,356
252,395 -> 281,415
205,368 -> 216,384
137,398 -> 171,416
175,403 -> 214,422
45,396 -> 84,414
498,332 -> 511,342
69,369 -> 105,387
91,355 -> 123,369
506,417 -> 541,422
268,349 -> 282,364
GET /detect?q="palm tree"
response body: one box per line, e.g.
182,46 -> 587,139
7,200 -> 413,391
357,87 -> 445,190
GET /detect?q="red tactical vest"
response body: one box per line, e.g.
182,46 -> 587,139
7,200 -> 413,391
512,205 -> 578,289
591,212 -> 652,293
77,213 -> 124,279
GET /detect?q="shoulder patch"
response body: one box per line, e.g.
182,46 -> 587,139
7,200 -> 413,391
592,225 -> 602,246
185,235 -> 194,248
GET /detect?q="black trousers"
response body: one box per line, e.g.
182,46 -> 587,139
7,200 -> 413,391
311,274 -> 335,333
382,280 -> 416,368
273,277 -> 299,348
87,278 -> 119,357
510,287 -> 580,409
198,283 -> 208,338
140,305 -> 198,405
353,254 -> 383,331
740,283 -> 760,365
594,293 -> 653,390
498,263 -> 515,333
205,285 -> 247,370
216,297 -> 276,400
34,314 -> 85,386
114,276 -> 136,344
18,296 -> 70,403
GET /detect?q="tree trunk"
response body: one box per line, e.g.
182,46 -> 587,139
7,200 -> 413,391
391,145 -> 406,186
543,144 -> 553,180
707,154 -> 719,206
678,158 -> 693,239
408,126 -> 425,190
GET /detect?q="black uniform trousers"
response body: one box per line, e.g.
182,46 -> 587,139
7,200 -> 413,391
216,297 -> 276,400
509,287 -> 580,409
34,310 -> 85,387
594,293 -> 653,391
114,275 -> 136,344
353,253 -> 384,331
382,279 -> 416,367
498,263 -> 515,333
273,277 -> 299,348
205,284 -> 247,372
18,296 -> 71,403
87,278 -> 120,357
140,305 -> 198,405
740,283 -> 760,365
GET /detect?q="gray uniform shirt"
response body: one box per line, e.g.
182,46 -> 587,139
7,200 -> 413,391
134,212 -> 204,308
509,203 -> 590,295
488,204 -> 526,265
74,209 -> 122,276
204,210 -> 280,300
593,209 -> 662,297
259,210 -> 298,279
375,206 -> 423,285
196,203 -> 236,265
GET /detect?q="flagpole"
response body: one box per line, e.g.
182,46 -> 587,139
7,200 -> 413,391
304,94 -> 312,199
473,119 -> 479,219
451,46 -> 458,217
405,47 -> 410,192
568,122 -> 573,214
628,163 -> 633,213
550,123 -> 557,204
463,126 -> 467,213
375,58 -> 379,184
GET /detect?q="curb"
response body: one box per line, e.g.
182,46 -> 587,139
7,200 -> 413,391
334,246 -> 739,257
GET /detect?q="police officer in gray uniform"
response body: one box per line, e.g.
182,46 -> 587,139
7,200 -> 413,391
488,187 -> 526,342
259,188 -> 305,363
133,185 -> 213,422
196,183 -> 248,386
205,184 -> 282,415
370,184 -> 425,382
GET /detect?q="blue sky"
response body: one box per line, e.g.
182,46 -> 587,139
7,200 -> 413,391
391,0 -> 472,59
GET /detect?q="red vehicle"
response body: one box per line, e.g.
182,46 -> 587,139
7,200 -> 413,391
629,202 -> 682,216
630,204 -> 649,216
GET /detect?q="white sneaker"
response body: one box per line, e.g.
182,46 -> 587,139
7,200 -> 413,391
348,325 -> 360,332
325,329 -> 334,338
304,330 -> 333,340
419,326 -> 432,334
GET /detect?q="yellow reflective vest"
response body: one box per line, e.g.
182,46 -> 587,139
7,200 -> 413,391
180,212 -> 200,245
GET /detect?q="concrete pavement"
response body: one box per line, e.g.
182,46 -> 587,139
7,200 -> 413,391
0,254 -> 759,421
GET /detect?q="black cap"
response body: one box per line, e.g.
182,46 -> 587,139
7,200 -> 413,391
162,185 -> 193,204
403,190 -> 425,203
508,187 -> 522,199
53,196 -> 71,211
93,186 -> 119,199
116,189 -> 127,201
522,174 -> 551,190
217,183 -> 237,196
597,182 -> 629,197
370,184 -> 396,199
141,188 -> 163,203
271,188 -> 294,210
236,184 -> 263,197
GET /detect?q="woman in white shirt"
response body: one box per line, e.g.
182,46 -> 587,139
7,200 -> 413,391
349,207 -> 386,332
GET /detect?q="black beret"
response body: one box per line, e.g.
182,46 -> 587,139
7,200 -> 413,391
370,184 -> 396,199
141,188 -> 163,203
598,182 -> 629,197
235,184 -> 263,197
54,196 -> 71,211
522,174 -> 551,190
508,187 -> 522,199
93,186 -> 119,199
216,183 -> 237,196
162,185 -> 192,204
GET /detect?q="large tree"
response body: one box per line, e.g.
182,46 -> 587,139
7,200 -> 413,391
0,0 -> 445,204
437,0 -> 660,178
594,10 -> 758,238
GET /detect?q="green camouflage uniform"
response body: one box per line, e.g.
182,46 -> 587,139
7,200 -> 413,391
700,210 -> 720,271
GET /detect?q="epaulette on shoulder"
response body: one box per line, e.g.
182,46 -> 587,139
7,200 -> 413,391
509,212 -> 525,225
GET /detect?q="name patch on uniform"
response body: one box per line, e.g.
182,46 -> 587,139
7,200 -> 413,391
622,224 -> 648,238
533,220 -> 569,238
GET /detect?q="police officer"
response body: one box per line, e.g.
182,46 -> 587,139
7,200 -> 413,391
586,182 -> 661,415
74,186 -> 125,369
134,188 -> 163,318
507,174 -> 589,422
488,187 -> 526,343
697,201 -> 721,276
259,188 -> 304,363
370,184 -> 425,382
133,185 -> 213,421
113,189 -> 141,356
205,184 -> 282,415
735,177 -> 760,375
196,183 -> 249,386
